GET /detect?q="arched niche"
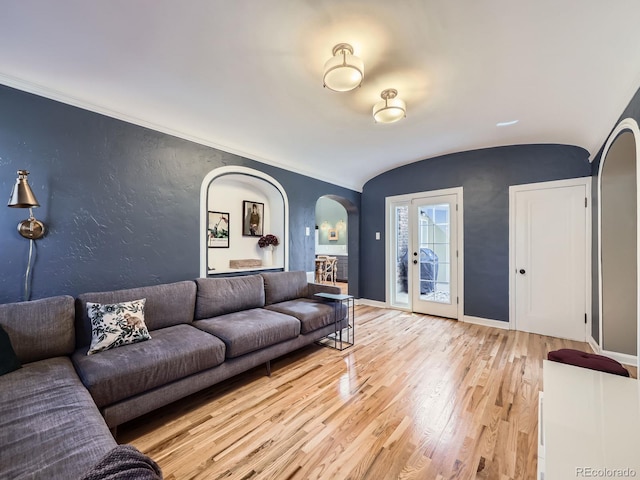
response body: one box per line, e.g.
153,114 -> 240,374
597,118 -> 640,370
200,166 -> 289,276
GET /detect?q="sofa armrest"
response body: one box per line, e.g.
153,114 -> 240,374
307,282 -> 341,297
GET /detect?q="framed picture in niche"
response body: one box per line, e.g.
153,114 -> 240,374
208,211 -> 229,248
328,228 -> 338,241
243,201 -> 264,237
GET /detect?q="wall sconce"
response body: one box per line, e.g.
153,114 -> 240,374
8,170 -> 45,239
323,43 -> 364,92
7,170 -> 45,301
373,89 -> 407,124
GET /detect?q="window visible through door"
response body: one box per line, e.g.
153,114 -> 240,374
417,202 -> 451,304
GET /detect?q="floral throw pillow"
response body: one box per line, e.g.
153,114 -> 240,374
87,299 -> 151,355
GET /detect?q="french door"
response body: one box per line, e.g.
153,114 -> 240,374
411,194 -> 459,318
387,188 -> 462,319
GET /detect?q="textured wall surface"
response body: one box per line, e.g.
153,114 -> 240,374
361,144 -> 591,322
0,85 -> 360,303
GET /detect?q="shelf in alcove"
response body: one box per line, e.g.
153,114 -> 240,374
208,266 -> 284,276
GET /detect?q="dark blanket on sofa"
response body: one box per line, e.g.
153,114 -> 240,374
79,444 -> 162,480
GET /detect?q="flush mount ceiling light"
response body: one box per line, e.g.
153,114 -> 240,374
323,43 -> 364,92
373,89 -> 406,123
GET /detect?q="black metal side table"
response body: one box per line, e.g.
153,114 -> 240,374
314,293 -> 354,350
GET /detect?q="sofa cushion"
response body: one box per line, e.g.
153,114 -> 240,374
195,275 -> 265,320
0,295 -> 75,364
87,299 -> 151,355
260,271 -> 309,305
76,281 -> 196,348
72,324 -> 226,408
0,357 -> 117,479
193,308 -> 300,358
265,298 -> 343,334
0,325 -> 21,376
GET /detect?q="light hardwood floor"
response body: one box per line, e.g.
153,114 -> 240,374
119,306 -> 637,480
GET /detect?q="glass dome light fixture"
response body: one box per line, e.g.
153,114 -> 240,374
373,88 -> 406,124
323,43 -> 364,92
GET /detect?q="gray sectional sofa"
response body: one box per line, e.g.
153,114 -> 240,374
0,271 -> 345,479
0,295 -> 118,479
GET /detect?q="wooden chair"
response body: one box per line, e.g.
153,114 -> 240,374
315,256 -> 328,283
323,257 -> 337,285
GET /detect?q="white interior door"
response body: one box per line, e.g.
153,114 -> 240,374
512,180 -> 588,341
411,194 -> 459,319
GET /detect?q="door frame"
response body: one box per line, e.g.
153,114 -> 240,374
508,177 -> 592,335
385,186 -> 464,320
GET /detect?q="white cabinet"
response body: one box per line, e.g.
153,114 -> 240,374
539,360 -> 640,479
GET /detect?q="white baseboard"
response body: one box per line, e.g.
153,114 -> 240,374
356,298 -> 387,308
587,335 -> 600,354
462,315 -> 510,330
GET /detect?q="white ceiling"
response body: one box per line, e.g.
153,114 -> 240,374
2,1 -> 640,191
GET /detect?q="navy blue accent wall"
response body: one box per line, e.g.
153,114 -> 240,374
590,84 -> 640,342
361,144 -> 591,322
0,85 -> 360,303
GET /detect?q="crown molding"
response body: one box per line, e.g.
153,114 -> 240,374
0,73 -> 362,192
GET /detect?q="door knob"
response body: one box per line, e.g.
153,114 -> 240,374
519,269 -> 526,274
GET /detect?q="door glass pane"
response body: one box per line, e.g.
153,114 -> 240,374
394,205 -> 409,305
418,203 -> 451,304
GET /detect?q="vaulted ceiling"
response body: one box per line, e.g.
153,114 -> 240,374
2,1 -> 640,191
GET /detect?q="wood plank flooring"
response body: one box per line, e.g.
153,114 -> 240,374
118,306 -> 637,480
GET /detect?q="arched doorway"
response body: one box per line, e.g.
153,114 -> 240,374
598,118 -> 640,369
315,195 -> 358,296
